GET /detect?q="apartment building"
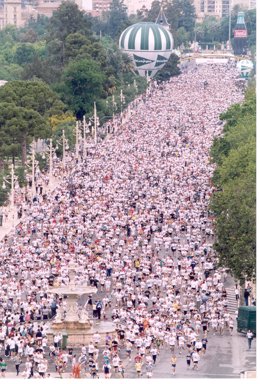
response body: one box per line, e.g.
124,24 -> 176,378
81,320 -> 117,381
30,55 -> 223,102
193,0 -> 256,21
0,0 -> 89,29
1,0 -> 22,27
123,0 -> 153,15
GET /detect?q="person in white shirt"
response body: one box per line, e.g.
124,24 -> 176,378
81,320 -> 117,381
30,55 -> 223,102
38,360 -> 47,378
246,330 -> 254,350
150,346 -> 158,364
192,351 -> 200,370
93,332 -> 101,346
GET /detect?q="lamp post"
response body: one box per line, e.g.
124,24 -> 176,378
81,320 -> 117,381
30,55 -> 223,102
120,89 -> 125,122
25,142 -> 39,196
82,116 -> 87,159
94,102 -> 97,145
62,129 -> 66,168
75,121 -> 79,159
87,104 -> 99,145
41,138 -> 53,178
32,143 -> 36,194
112,94 -> 117,133
49,138 -> 53,178
2,163 -> 18,228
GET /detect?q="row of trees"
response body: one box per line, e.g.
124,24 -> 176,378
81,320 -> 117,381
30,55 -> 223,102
210,83 -> 256,281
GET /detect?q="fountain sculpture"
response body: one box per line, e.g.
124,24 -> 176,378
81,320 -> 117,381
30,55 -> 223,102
46,259 -> 115,346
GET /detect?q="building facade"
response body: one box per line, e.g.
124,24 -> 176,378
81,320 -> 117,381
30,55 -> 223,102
193,0 -> 223,20
232,0 -> 256,9
3,0 -> 22,27
92,0 -> 111,15
0,0 -> 88,30
193,0 -> 256,21
123,0 -> 153,15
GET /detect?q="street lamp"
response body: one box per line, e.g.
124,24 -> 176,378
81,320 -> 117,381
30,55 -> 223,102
2,164 -> 16,209
41,138 -> 54,178
94,102 -> 98,145
112,94 -> 117,133
133,79 -> 138,95
98,115 -> 115,136
2,163 -> 18,228
82,115 -> 90,160
120,90 -> 125,122
74,121 -> 83,159
62,129 -> 70,168
26,142 -> 39,195
87,103 -> 100,145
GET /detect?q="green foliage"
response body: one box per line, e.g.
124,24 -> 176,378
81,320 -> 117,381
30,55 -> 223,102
47,0 -> 92,43
0,102 -> 48,165
53,120 -> 76,157
14,44 -> 36,65
0,80 -> 66,166
155,53 -> 181,82
146,0 -> 196,45
0,80 -> 66,117
92,0 -> 129,39
61,58 -> 105,118
195,16 -> 222,44
21,15 -> 50,40
210,86 -> 256,280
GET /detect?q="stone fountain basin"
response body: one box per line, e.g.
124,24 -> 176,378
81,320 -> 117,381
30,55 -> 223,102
48,285 -> 97,296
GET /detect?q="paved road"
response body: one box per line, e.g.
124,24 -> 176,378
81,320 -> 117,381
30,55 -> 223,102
120,330 -> 256,379
1,328 -> 256,379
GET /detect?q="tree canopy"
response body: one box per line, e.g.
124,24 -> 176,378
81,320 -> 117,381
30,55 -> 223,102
61,58 -> 105,118
210,84 -> 256,281
0,80 -> 65,164
145,0 -> 196,46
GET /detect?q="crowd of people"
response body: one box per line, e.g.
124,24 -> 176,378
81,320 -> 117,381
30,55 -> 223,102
0,62 -> 244,378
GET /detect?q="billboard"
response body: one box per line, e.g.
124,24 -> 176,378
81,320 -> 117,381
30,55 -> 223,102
234,30 -> 248,38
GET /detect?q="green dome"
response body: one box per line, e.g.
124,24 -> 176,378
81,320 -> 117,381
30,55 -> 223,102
119,22 -> 173,52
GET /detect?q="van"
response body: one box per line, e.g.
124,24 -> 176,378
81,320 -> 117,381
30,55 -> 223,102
237,306 -> 256,335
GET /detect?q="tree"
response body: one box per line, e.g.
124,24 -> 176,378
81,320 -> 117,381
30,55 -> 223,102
46,1 -> 93,67
23,15 -> 50,40
171,0 -> 196,34
14,43 -> 36,65
155,53 -> 181,82
146,0 -> 161,22
175,26 -> 191,47
21,57 -> 59,84
0,103 -> 48,165
61,58 -> 105,118
96,0 -> 129,39
146,0 -> 196,45
210,86 -> 256,280
245,9 -> 256,52
0,80 -> 66,164
47,1 -> 92,44
0,80 -> 66,118
64,33 -> 92,63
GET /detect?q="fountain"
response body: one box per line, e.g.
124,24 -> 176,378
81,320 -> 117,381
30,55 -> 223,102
46,259 -> 115,346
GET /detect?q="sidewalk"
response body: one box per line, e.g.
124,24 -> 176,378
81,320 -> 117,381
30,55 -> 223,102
0,174 -> 62,242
